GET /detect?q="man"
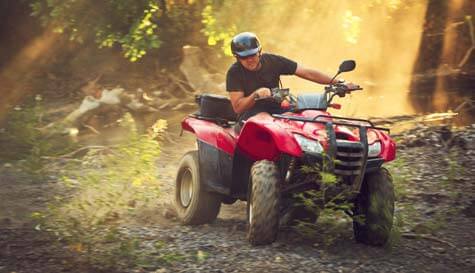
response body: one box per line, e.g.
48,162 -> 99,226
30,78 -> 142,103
226,32 -> 358,125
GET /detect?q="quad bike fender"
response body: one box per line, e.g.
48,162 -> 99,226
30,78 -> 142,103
237,120 -> 302,161
182,117 -> 235,154
373,129 -> 396,162
182,117 -> 236,195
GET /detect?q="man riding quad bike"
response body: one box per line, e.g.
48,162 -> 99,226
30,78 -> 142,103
174,58 -> 396,246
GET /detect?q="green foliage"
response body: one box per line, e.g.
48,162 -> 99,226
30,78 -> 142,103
28,0 -> 421,61
34,116 -> 177,270
30,0 -> 203,61
443,150 -> 465,187
386,157 -> 410,200
295,161 -> 356,245
0,98 -> 76,175
201,3 -> 237,56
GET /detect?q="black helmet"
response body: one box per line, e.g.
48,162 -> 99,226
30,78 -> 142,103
231,32 -> 261,57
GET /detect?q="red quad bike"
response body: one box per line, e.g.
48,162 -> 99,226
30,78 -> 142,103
175,60 -> 396,246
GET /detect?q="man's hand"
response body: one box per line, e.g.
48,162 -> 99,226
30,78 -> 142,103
253,87 -> 272,99
341,81 -> 360,91
229,87 -> 272,114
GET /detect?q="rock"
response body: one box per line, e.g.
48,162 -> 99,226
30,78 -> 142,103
462,199 -> 475,217
430,246 -> 446,253
179,46 -> 225,94
438,126 -> 452,141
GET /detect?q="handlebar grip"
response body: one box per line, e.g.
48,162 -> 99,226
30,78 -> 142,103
348,86 -> 363,92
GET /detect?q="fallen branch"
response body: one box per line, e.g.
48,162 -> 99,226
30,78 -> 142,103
426,20 -> 466,37
167,74 -> 194,94
53,145 -> 111,159
454,99 -> 475,112
82,124 -> 101,135
402,232 -> 456,248
458,16 -> 475,69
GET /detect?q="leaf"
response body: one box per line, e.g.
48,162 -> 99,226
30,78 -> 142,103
196,250 -> 208,263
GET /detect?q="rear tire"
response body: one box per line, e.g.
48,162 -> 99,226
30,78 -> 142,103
353,168 -> 395,246
247,160 -> 281,245
175,151 -> 221,225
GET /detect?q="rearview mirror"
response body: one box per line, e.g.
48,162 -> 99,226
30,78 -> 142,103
338,60 -> 356,73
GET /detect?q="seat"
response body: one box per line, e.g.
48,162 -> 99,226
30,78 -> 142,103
196,94 -> 237,122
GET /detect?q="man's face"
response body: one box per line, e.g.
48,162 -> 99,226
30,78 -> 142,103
237,53 -> 261,71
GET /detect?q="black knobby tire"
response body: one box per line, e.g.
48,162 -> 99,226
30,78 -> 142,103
175,151 -> 221,225
247,160 -> 281,245
353,168 -> 395,246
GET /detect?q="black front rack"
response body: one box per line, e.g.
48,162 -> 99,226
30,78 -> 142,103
272,113 -> 390,192
272,114 -> 390,133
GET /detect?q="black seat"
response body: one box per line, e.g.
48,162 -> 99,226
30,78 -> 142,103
196,94 -> 237,122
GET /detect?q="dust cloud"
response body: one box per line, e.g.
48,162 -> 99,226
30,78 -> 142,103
250,0 -> 428,118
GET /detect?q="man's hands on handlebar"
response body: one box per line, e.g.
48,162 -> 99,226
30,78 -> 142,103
253,80 -> 362,102
253,87 -> 272,99
341,81 -> 360,91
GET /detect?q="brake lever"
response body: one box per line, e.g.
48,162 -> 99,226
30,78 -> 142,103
347,86 -> 363,92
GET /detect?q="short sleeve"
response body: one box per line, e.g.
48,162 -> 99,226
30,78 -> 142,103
226,64 -> 243,92
269,54 -> 297,75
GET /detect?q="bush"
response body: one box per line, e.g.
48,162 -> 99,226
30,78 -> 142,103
0,98 -> 76,174
33,116 -> 175,270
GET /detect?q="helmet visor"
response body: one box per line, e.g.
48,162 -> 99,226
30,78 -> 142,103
234,47 -> 260,57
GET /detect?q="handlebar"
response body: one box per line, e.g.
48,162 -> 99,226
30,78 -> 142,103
256,83 -> 362,101
254,88 -> 290,103
253,83 -> 363,111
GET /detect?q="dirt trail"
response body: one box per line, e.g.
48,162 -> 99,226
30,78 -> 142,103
1,114 -> 475,273
133,118 -> 475,273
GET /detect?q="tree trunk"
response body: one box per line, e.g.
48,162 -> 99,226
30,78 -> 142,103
410,0 -> 475,117
410,0 -> 449,94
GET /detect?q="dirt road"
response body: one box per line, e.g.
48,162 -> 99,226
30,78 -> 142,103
1,120 -> 475,273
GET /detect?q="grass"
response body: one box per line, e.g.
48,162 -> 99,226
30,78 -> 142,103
31,115 -> 182,271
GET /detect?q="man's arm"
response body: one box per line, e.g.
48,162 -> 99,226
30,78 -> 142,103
294,64 -> 337,84
294,64 -> 359,89
229,88 -> 271,114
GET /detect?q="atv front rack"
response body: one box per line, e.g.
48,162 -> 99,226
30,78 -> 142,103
273,114 -> 390,133
272,114 -> 390,192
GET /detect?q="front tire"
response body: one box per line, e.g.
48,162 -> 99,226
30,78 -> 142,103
247,160 -> 281,245
353,168 -> 395,246
175,151 -> 221,225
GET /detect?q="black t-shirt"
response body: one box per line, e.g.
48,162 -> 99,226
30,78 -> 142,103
226,53 -> 297,121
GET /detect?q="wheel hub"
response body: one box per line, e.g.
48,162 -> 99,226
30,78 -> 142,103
249,202 -> 253,225
180,168 -> 193,207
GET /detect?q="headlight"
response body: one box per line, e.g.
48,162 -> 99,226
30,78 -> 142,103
293,134 -> 324,154
368,141 -> 381,157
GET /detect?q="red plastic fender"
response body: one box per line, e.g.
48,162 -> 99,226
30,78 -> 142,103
374,130 -> 396,162
181,117 -> 236,155
237,114 -> 303,161
356,128 -> 395,162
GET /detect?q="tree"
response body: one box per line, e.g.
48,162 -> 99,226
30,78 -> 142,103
410,0 -> 475,112
30,0 -> 205,62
